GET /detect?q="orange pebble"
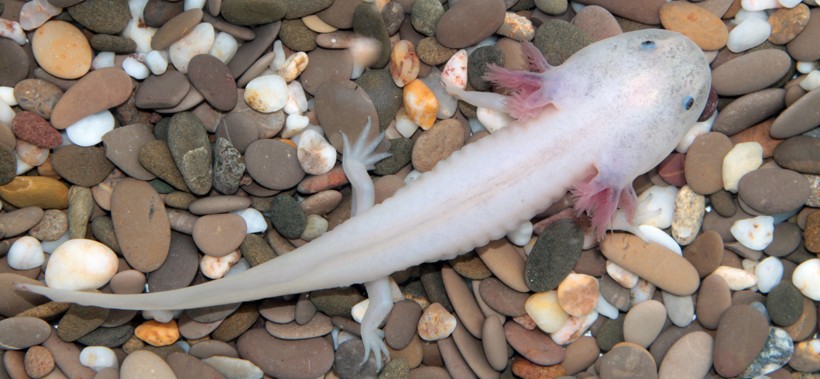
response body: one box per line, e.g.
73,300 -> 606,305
134,320 -> 180,347
403,79 -> 439,130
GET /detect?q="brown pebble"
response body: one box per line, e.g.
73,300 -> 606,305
50,68 -> 132,129
599,342 -> 658,379
441,264 -> 484,338
768,3 -> 811,45
24,345 -> 55,378
510,355 -> 567,379
684,132 -> 733,195
562,336 -> 599,375
504,320 -> 565,366
659,1 -> 728,50
111,178 -> 171,272
713,304 -> 769,377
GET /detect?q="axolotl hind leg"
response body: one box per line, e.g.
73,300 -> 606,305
571,166 -> 638,239
340,119 -> 392,371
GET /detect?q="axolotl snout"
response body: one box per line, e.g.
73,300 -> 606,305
19,29 -> 711,366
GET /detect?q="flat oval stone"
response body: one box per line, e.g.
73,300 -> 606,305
786,7 -> 820,61
314,79 -> 380,152
121,350 -> 177,379
236,328 -> 333,378
0,316 -> 51,349
623,300 -> 666,348
299,48 -> 353,95
188,54 -> 238,112
684,132 -> 733,195
504,320 -> 565,366
0,39 -> 30,87
101,124 -> 157,181
435,0 -> 506,49
11,111 -> 62,148
478,277 -> 528,317
713,304 -> 769,377
167,112 -> 213,195
111,178 -> 171,272
134,70 -> 191,109
51,68 -> 132,129
384,300 -> 423,350
244,139 -> 304,190
51,145 -> 114,187
682,230 -> 724,278
0,176 -> 69,209
696,274 -> 731,329
215,112 -> 258,153
151,9 -> 204,50
144,0 -> 184,28
139,140 -> 189,192
31,20 -> 92,80
147,232 -> 199,292
712,88 -> 785,136
659,1 -> 728,50
658,331 -> 713,379
766,281 -> 804,327
599,342 -> 657,379
220,0 -> 286,26
770,84 -> 820,139
192,214 -> 247,257
773,135 -> 820,175
600,233 -> 700,296
189,196 -> 251,215
228,22 -> 281,78
738,168 -> 810,215
525,218 -> 584,292
13,79 -> 63,119
166,352 -> 226,379
0,274 -> 49,317
711,49 -> 791,97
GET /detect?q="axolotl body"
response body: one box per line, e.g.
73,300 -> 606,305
20,29 -> 711,367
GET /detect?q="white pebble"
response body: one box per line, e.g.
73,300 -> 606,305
170,22 -> 215,73
606,261 -> 639,288
19,0 -> 63,31
201,356 -> 264,379
640,225 -> 682,255
244,75 -> 288,113
79,346 -> 118,372
351,299 -> 368,323
799,70 -> 820,91
477,107 -> 514,133
301,214 -> 328,240
297,129 -> 336,175
631,280 -> 656,305
66,110 -> 115,147
551,311 -> 598,345
723,142 -> 763,192
778,0 -> 802,7
200,250 -> 240,279
525,291 -> 568,334
122,18 -> 156,54
395,108 -> 418,138
506,221 -> 533,246
676,111 -> 715,153
184,0 -> 205,10
441,49 -> 468,90
281,114 -> 310,139
122,56 -> 150,79
730,215 -> 774,250
595,293 -> 619,320
8,236 -> 44,270
636,186 -> 678,228
796,61 -> 819,74
276,52 -> 309,83
143,310 -> 176,323
792,259 -> 820,300
45,239 -> 118,290
91,52 -> 116,69
0,87 -> 16,106
712,266 -> 758,290
232,208 -> 266,234
283,80 -> 308,115
0,18 -> 27,45
741,0 -> 780,11
755,256 -> 783,293
145,50 -> 169,75
0,98 -> 15,125
727,17 -> 772,53
15,159 -> 33,175
271,40 -> 286,71
732,9 -> 769,24
210,32 -> 238,64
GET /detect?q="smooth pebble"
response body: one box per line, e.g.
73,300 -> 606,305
755,256 -> 783,293
79,346 -> 118,371
7,236 -> 45,270
723,142 -> 763,192
244,75 -> 288,113
730,215 -> 774,250
65,110 -> 115,147
45,239 -> 118,290
169,22 -> 215,73
792,258 -> 820,300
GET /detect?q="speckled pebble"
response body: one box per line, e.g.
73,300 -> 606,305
167,112 -> 213,195
418,302 -> 457,341
525,219 -> 583,292
57,304 -> 109,342
532,19 -> 592,66
411,118 -> 465,172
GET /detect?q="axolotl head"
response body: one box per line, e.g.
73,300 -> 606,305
558,29 -> 712,174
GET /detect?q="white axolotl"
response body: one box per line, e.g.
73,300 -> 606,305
19,29 -> 711,369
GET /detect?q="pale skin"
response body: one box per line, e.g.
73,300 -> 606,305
18,29 -> 711,372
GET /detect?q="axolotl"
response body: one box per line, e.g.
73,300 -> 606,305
19,29 -> 711,367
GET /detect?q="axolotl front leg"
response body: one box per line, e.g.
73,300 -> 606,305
340,119 -> 392,370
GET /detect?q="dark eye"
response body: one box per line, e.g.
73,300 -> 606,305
640,40 -> 656,50
683,96 -> 695,110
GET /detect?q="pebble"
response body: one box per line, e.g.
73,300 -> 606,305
525,291 -> 568,334
739,167 -> 810,214
192,214 -> 247,257
556,273 -> 598,317
418,303 -> 457,341
245,139 -> 304,190
659,1 -> 728,50
111,178 -> 171,272
790,339 -> 820,372
771,82 -> 820,138
786,7 -> 820,61
243,75 -> 288,113
11,111 -> 61,148
600,233 -> 699,296
168,112 -> 213,194
712,265 -> 758,290
188,54 -> 237,111
742,327 -> 794,377
151,9 -> 203,50
727,16 -> 772,52
658,331 -> 713,378
135,71 -> 191,109
13,79 -> 62,119
31,21 -> 91,79
0,207 -> 45,238
792,258 -> 820,300
65,110 -> 116,147
169,22 -> 215,73
713,304 -> 770,377
0,176 -> 69,209
599,342 -> 657,378
139,140 -> 189,191
435,0 -> 506,49
774,135 -> 820,175
120,350 -> 177,379
24,344 -> 55,377
411,118 -> 465,172
134,319 -> 180,347
390,40 -> 420,87
8,236 -> 44,270
713,88 -> 785,136
671,185 -> 706,246
50,68 -> 132,129
411,0 -> 444,37
68,0 -> 130,34
623,300 -> 666,348
730,215 -> 774,250
768,3 -> 810,44
101,124 -> 156,181
722,141 -> 763,192
237,329 -> 333,378
45,239 -> 118,290
296,129 -> 336,175
79,346 -> 118,372
504,319 -> 564,365
478,277 -> 527,317
29,209 -> 68,241
0,316 -> 51,349
756,256 -> 784,293
711,49 -> 792,96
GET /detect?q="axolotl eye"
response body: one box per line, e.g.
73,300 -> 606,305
640,40 -> 656,50
683,96 -> 695,110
